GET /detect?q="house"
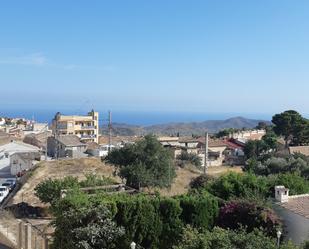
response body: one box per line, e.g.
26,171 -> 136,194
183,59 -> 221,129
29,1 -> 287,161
0,118 -> 5,126
0,141 -> 40,177
222,139 -> 245,165
158,137 -> 180,147
197,139 -> 228,167
51,110 -> 99,143
10,151 -> 41,175
230,129 -> 266,141
273,185 -> 309,244
179,138 -> 199,149
85,142 -> 116,157
289,146 -> 309,157
47,135 -> 87,158
23,131 -> 52,151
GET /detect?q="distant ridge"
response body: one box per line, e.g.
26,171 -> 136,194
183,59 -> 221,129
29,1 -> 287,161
101,116 -> 271,136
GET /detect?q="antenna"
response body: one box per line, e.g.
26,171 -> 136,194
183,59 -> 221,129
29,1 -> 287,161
108,111 -> 112,152
204,132 -> 208,174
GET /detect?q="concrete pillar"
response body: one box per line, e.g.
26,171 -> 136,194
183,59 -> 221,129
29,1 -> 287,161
41,236 -> 49,249
18,221 -> 23,249
24,223 -> 31,249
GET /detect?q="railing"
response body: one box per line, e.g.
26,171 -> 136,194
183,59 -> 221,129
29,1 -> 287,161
80,134 -> 96,139
80,126 -> 95,129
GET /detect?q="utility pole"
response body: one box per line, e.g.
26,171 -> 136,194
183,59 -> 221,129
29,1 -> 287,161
204,132 -> 208,174
108,111 -> 112,153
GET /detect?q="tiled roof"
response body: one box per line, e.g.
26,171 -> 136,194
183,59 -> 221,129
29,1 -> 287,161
280,195 -> 309,219
223,139 -> 244,149
197,138 -> 227,147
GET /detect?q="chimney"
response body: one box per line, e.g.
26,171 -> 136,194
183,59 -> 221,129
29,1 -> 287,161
275,186 -> 289,203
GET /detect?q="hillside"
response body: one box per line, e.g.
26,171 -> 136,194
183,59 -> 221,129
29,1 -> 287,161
101,116 -> 270,136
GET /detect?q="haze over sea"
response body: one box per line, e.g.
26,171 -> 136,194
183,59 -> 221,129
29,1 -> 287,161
0,109 -> 275,126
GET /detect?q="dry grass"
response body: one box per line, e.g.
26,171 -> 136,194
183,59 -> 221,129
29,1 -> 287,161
10,158 -> 120,206
155,165 -> 243,197
11,157 -> 243,205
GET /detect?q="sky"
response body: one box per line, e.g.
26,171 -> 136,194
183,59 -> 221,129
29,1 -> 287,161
0,0 -> 309,118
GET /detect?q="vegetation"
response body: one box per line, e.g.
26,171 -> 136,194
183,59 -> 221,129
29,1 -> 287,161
177,151 -> 202,167
215,128 -> 240,138
40,110 -> 309,248
272,110 -> 309,146
245,154 -> 309,178
49,190 -> 219,249
189,174 -> 214,190
52,204 -> 124,249
244,131 -> 278,160
217,199 -> 281,237
173,226 -> 299,249
106,135 -> 176,189
34,174 -> 116,205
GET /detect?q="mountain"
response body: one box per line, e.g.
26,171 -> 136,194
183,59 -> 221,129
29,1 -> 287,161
101,117 -> 271,136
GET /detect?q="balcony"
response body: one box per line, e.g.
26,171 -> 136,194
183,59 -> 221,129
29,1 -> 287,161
80,125 -> 95,130
80,134 -> 97,139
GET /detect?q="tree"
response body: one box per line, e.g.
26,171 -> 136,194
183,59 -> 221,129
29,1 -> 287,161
189,174 -> 214,190
244,132 -> 278,160
215,128 -> 239,138
52,204 -> 124,249
256,121 -> 268,130
106,135 -> 175,189
272,110 -> 306,147
34,176 -> 79,204
177,151 -> 202,167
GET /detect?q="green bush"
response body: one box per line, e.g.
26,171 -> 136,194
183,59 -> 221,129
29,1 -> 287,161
173,226 -> 300,249
52,191 -> 219,249
205,172 -> 269,200
178,192 -> 219,230
34,176 -> 79,204
204,172 -> 309,200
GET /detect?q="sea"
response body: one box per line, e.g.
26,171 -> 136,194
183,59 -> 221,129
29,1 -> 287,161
0,109 -> 273,126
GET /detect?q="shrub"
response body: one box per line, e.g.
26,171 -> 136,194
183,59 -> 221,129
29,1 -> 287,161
205,172 -> 269,200
177,151 -> 202,167
34,176 -> 79,204
173,226 -> 299,249
216,199 -> 281,237
52,204 -> 124,249
189,174 -> 214,190
178,192 -> 219,230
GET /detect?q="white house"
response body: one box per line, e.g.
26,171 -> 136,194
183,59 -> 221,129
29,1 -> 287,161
10,151 -> 41,175
274,185 -> 309,244
0,141 -> 40,176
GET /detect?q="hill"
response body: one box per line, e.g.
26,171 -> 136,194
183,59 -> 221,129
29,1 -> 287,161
101,116 -> 270,136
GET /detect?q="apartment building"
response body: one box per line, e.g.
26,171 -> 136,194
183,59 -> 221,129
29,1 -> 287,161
51,110 -> 99,143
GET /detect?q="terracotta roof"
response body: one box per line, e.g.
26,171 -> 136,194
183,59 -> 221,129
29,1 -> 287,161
289,146 -> 309,157
223,139 -> 244,149
280,195 -> 309,219
197,138 -> 227,147
179,137 -> 199,143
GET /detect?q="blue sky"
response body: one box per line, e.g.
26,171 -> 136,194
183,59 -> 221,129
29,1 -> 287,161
1,0 -> 309,117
